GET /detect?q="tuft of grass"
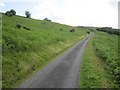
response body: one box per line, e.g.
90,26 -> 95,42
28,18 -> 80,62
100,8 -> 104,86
2,14 -> 89,88
80,35 -> 118,88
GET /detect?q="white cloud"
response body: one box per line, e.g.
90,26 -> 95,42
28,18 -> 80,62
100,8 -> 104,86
0,0 -> 40,2
32,0 -> 64,20
108,0 -> 119,10
31,0 -> 118,28
0,2 -> 5,7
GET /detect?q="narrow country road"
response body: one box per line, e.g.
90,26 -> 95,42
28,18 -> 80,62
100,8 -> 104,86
19,34 -> 92,88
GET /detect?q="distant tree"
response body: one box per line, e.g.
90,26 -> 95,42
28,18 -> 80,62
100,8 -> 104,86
5,9 -> 16,16
10,9 -> 16,15
96,27 -> 120,35
44,18 -> 51,22
5,11 -> 9,15
44,18 -> 48,20
5,11 -> 13,17
25,11 -> 31,18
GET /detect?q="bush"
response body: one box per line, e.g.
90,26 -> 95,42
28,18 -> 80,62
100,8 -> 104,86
5,9 -> 16,17
44,18 -> 51,22
5,11 -> 13,17
96,27 -> 120,35
87,31 -> 90,34
25,11 -> 31,18
16,24 -> 21,29
10,9 -> 16,15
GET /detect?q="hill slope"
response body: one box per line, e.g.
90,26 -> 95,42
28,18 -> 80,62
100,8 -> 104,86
80,31 -> 119,88
2,14 -> 89,88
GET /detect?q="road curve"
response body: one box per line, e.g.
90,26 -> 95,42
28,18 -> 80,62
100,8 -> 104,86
19,34 -> 92,88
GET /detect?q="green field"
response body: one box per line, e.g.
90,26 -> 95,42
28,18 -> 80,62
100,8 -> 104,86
80,31 -> 119,88
2,14 -> 89,88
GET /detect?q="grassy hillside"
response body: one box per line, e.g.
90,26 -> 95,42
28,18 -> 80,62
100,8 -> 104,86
93,32 -> 119,87
2,14 -> 89,88
80,31 -> 119,88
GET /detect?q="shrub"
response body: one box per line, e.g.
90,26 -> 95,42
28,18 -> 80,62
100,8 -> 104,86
96,27 -> 120,35
16,24 -> 21,29
70,29 -> 75,32
10,9 -> 16,15
87,31 -> 90,34
44,18 -> 51,22
5,11 -> 13,17
25,11 -> 31,18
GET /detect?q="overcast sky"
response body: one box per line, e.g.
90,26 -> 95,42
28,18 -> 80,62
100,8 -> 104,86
0,0 -> 119,28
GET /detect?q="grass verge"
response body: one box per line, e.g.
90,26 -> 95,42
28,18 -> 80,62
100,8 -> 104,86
80,36 -> 117,88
